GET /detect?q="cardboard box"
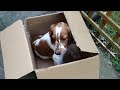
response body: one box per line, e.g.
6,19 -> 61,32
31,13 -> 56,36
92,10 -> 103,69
0,11 -> 100,79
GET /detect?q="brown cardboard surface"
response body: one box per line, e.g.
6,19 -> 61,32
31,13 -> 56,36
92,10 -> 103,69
24,20 -> 37,70
0,20 -> 34,79
25,13 -> 67,39
36,57 -> 54,69
25,12 -> 100,79
35,55 -> 99,79
24,12 -> 68,69
0,12 -> 100,79
64,11 -> 99,53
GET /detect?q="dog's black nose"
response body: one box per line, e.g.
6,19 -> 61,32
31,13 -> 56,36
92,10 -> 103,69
55,50 -> 61,55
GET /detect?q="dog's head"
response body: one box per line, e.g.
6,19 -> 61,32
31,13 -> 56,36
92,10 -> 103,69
49,22 -> 73,55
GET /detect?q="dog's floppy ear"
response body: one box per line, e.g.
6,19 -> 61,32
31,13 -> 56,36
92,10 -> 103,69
49,24 -> 55,36
49,24 -> 56,43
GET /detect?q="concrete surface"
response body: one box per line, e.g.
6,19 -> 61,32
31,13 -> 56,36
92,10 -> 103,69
0,11 -> 119,79
99,48 -> 120,79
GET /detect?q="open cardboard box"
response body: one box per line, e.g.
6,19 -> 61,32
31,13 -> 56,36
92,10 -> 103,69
0,11 -> 100,79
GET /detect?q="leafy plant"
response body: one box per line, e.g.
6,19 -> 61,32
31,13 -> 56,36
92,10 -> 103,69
86,11 -> 120,72
110,11 -> 120,26
104,24 -> 116,38
105,11 -> 120,72
94,11 -> 120,72
111,57 -> 120,72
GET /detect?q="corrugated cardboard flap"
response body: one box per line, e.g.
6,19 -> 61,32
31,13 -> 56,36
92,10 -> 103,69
64,11 -> 99,53
0,20 -> 34,79
35,54 -> 99,79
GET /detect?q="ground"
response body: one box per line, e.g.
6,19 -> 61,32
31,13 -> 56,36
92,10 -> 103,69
99,48 -> 120,79
0,11 -> 119,79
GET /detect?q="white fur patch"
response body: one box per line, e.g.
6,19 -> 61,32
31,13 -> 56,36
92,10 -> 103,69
55,22 -> 64,42
33,32 -> 55,59
55,22 -> 66,49
56,26 -> 62,41
52,54 -> 64,65
33,39 -> 40,46
43,32 -> 55,51
34,32 -> 54,51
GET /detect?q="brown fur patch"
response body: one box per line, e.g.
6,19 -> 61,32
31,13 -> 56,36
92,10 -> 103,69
49,24 -> 56,44
33,40 -> 54,57
57,22 -> 63,27
49,22 -> 72,48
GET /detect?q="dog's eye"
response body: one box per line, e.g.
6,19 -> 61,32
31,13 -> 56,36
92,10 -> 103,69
61,38 -> 66,40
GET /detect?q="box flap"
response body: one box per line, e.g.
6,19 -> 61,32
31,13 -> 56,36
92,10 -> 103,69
35,54 -> 99,79
64,11 -> 99,53
0,20 -> 34,79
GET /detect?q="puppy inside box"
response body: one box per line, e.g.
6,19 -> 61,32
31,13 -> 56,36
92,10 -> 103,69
25,13 -> 96,69
31,21 -> 82,67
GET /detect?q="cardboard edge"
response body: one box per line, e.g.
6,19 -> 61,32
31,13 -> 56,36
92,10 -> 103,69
1,20 -> 34,79
35,54 -> 100,79
24,19 -> 37,69
25,12 -> 63,20
64,11 -> 99,54
35,54 -> 99,71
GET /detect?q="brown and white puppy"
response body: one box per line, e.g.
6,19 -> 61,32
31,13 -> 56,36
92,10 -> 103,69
32,22 -> 73,65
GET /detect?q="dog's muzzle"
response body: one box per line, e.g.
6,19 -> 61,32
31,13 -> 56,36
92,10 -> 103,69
55,48 -> 62,55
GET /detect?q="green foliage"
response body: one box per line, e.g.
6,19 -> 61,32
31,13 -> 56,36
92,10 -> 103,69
106,11 -> 120,72
97,11 -> 120,72
111,57 -> 120,72
118,38 -> 120,45
104,24 -> 116,38
110,11 -> 120,26
103,11 -> 120,38
87,11 -> 120,72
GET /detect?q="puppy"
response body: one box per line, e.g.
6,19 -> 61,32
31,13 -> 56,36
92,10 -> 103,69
32,22 -> 73,65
